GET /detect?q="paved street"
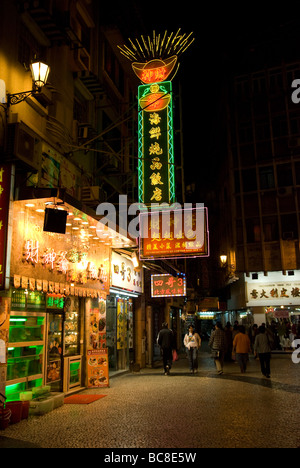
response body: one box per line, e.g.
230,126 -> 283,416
0,349 -> 299,449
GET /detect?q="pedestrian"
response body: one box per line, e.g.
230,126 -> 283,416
209,322 -> 226,375
224,322 -> 233,362
248,324 -> 258,356
157,322 -> 174,375
183,325 -> 201,374
254,326 -> 272,378
232,325 -> 251,373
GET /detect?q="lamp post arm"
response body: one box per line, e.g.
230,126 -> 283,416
7,90 -> 34,107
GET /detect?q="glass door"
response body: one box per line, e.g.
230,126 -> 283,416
46,313 -> 64,392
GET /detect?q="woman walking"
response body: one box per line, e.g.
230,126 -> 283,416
184,326 -> 201,374
209,322 -> 226,375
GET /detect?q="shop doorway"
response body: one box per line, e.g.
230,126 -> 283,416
46,312 -> 64,392
106,294 -> 134,371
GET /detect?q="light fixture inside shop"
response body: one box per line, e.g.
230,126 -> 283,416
5,61 -> 50,107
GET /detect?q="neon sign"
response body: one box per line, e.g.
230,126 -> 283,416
138,81 -> 175,205
118,30 -> 194,207
139,207 -> 209,260
151,274 -> 186,298
132,57 -> 178,84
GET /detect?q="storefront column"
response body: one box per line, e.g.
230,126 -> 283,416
134,294 -> 146,369
145,305 -> 153,367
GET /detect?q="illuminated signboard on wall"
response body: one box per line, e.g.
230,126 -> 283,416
151,274 -> 186,298
139,207 -> 209,260
0,165 -> 12,290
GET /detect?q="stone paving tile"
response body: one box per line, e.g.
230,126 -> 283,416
0,352 -> 299,449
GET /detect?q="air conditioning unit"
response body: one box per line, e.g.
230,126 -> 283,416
6,123 -> 40,170
81,186 -> 106,204
282,231 -> 294,241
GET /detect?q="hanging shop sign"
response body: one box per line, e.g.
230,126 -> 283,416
139,207 -> 209,260
111,251 -> 143,294
0,165 -> 12,290
151,274 -> 186,298
138,81 -> 175,205
246,281 -> 300,306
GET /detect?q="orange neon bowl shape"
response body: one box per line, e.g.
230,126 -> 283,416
132,56 -> 178,84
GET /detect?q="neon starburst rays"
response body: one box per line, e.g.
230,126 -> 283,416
118,29 -> 194,83
118,29 -> 195,62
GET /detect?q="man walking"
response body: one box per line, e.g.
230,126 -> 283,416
157,322 -> 174,375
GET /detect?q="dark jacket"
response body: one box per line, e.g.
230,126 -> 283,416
209,328 -> 226,351
158,328 -> 174,349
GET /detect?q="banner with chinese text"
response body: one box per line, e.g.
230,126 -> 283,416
151,274 -> 186,298
139,207 -> 209,260
246,281 -> 300,306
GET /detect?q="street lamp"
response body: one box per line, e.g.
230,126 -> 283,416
6,61 -> 50,107
220,254 -> 227,267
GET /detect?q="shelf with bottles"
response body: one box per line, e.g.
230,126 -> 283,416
11,290 -> 46,312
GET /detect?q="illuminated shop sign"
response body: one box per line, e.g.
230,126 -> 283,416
139,207 -> 209,260
151,274 -> 186,298
0,165 -> 11,290
138,81 -> 175,205
246,281 -> 300,306
111,251 -> 143,294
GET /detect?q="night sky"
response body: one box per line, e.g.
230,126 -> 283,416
103,1 -> 300,189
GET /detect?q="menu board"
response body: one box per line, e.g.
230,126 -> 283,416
87,349 -> 109,388
86,297 -> 109,387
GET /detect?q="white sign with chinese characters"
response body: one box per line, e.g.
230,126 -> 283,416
111,252 -> 143,294
246,281 -> 300,306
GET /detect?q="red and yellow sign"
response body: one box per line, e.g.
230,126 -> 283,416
132,56 -> 178,84
0,165 -> 11,290
139,207 -> 209,260
151,274 -> 186,298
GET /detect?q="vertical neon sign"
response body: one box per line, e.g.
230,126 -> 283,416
118,30 -> 195,207
138,81 -> 175,205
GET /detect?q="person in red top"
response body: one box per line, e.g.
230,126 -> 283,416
233,325 -> 251,373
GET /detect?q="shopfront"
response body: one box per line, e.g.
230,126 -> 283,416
2,198 -> 134,400
108,251 -> 143,372
245,271 -> 300,349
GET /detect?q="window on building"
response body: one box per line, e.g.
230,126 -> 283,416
259,166 -> 275,189
281,214 -> 298,240
277,164 -> 293,187
246,218 -> 261,243
242,169 -> 257,192
263,216 -> 279,241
